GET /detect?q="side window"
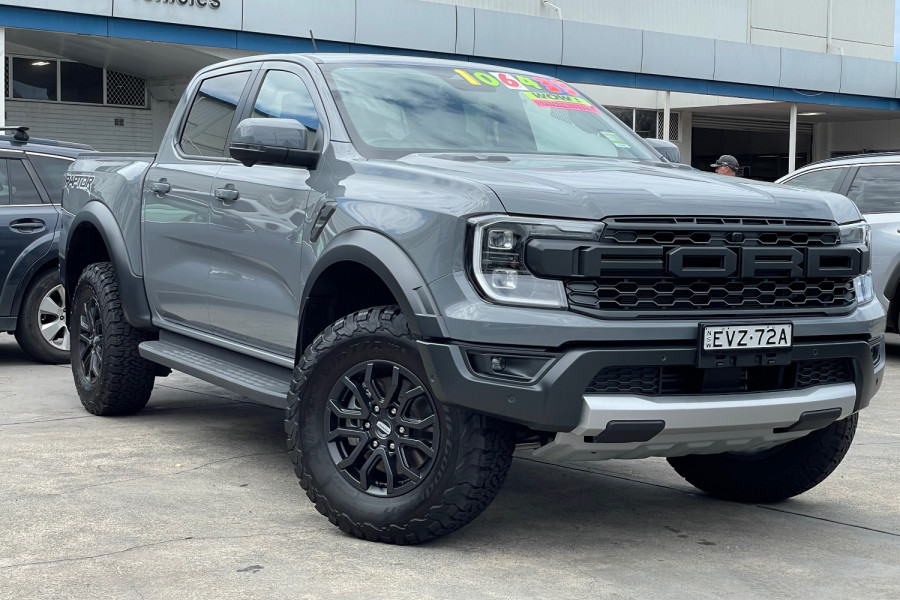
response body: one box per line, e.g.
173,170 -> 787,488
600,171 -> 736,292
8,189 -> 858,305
846,165 -> 900,214
28,154 -> 75,204
180,71 -> 252,157
783,168 -> 844,193
7,160 -> 43,205
251,70 -> 320,151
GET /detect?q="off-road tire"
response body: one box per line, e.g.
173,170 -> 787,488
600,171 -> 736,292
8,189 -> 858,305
15,269 -> 69,364
285,306 -> 516,544
667,414 -> 858,503
71,262 -> 156,415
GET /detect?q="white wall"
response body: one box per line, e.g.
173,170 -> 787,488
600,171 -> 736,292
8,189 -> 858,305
817,119 -> 900,158
423,0 -> 895,59
5,100 -> 154,152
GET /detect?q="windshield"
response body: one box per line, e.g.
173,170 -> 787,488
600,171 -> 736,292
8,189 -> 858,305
320,63 -> 656,161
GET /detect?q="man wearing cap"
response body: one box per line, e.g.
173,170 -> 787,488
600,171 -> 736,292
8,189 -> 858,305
711,155 -> 740,176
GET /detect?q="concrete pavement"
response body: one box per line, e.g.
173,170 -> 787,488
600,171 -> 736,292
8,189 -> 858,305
1,334 -> 898,600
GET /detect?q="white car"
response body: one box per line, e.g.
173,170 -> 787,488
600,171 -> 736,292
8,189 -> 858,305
778,153 -> 900,331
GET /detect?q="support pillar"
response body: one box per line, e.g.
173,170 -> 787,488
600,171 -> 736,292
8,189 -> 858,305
788,103 -> 798,174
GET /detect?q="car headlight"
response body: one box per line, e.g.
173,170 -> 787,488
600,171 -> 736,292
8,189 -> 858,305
839,222 -> 871,248
469,215 -> 602,308
853,272 -> 875,306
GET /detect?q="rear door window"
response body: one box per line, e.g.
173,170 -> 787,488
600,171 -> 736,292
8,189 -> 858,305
845,165 -> 900,214
783,167 -> 845,193
6,159 -> 43,205
179,71 -> 252,158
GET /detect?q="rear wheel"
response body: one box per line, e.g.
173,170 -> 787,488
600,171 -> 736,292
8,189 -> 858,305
15,269 -> 69,364
667,415 -> 858,503
71,262 -> 157,416
285,306 -> 515,544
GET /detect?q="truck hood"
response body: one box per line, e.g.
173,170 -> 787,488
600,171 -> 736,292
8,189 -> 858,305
398,154 -> 861,224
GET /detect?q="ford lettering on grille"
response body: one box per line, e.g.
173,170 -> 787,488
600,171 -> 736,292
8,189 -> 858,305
526,242 -> 865,279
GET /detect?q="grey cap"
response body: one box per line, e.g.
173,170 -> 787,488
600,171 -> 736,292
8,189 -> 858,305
711,155 -> 739,169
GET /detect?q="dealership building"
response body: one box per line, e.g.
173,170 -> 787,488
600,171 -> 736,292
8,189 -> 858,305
0,0 -> 898,178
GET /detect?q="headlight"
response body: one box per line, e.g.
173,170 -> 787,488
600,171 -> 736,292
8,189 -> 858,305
853,272 -> 875,305
470,216 -> 602,308
839,222 -> 871,248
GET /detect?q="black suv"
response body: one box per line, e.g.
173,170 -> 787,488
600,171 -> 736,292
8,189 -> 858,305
0,127 -> 92,362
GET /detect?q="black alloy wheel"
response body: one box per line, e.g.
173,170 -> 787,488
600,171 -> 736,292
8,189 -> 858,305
77,295 -> 103,385
286,306 -> 516,544
326,360 -> 439,497
70,262 -> 156,416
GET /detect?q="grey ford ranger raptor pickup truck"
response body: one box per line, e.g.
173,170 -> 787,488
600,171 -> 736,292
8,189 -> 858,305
60,54 -> 885,544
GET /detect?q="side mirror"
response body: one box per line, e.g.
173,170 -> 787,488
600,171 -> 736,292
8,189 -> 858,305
229,118 -> 320,169
644,138 -> 681,164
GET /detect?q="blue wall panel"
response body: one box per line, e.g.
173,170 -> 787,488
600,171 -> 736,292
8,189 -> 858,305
456,6 -> 475,56
562,21 -> 641,73
642,32 -> 715,81
780,48 -> 842,93
714,39 -> 780,87
473,9 -> 562,64
356,0 -> 457,54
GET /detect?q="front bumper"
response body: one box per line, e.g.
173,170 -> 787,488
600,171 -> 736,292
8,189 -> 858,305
418,336 -> 884,458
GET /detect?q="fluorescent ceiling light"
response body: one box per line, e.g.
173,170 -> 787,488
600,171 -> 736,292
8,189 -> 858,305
31,61 -> 50,67
798,111 -> 826,116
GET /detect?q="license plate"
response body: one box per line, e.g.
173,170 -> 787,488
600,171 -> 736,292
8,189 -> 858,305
702,324 -> 793,351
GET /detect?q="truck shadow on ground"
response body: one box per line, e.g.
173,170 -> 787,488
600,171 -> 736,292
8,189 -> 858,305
133,389 -> 843,553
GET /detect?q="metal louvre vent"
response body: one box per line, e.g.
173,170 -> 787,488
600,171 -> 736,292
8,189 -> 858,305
106,70 -> 146,107
693,114 -> 814,135
562,217 -> 857,316
585,359 -> 853,396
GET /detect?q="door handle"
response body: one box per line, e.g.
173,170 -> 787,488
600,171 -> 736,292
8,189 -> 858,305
9,218 -> 45,233
150,179 -> 171,195
214,186 -> 240,204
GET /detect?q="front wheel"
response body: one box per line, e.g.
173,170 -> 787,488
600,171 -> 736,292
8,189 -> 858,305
667,414 -> 858,503
285,306 -> 515,544
70,262 -> 157,416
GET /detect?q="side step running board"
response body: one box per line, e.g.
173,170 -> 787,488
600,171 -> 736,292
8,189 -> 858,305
139,332 -> 293,408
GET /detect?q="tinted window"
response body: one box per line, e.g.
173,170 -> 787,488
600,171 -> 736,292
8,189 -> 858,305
4,160 -> 43,205
180,71 -> 251,157
252,71 -> 320,150
29,154 -> 74,204
783,167 -> 844,193
61,62 -> 104,104
12,57 -> 58,101
846,165 -> 900,214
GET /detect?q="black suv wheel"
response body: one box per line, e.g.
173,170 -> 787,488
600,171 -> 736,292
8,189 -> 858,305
285,306 -> 516,544
15,269 -> 69,364
71,262 -> 157,415
667,414 -> 858,502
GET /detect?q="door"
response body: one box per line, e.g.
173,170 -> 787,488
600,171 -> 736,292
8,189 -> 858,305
0,155 -> 59,315
206,66 -> 325,355
142,68 -> 254,331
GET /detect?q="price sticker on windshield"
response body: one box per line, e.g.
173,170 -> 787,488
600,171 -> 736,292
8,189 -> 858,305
702,323 -> 792,351
523,92 -> 599,113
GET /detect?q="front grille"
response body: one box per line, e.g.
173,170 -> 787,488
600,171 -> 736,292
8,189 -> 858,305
567,278 -> 854,312
585,358 -> 853,396
562,217 -> 857,315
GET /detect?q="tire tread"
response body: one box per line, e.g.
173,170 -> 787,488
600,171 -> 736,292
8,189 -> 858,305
285,305 -> 515,544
